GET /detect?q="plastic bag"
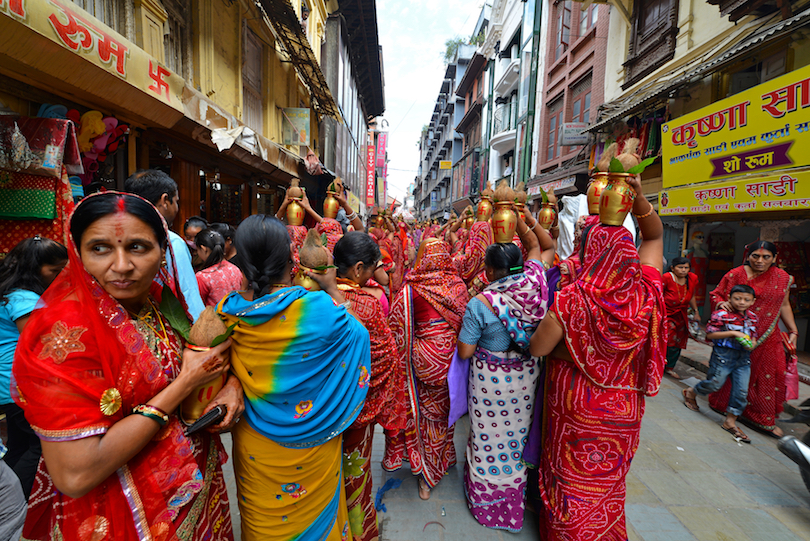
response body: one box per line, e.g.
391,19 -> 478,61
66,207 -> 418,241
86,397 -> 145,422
783,332 -> 799,401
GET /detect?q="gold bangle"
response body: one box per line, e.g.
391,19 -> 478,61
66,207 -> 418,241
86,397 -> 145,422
633,206 -> 655,219
132,404 -> 169,426
186,344 -> 212,352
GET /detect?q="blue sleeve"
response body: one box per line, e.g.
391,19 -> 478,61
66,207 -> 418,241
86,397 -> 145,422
169,233 -> 205,322
459,298 -> 486,346
5,289 -> 40,321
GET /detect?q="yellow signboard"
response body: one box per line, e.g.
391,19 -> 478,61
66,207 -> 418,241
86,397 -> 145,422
439,160 -> 452,170
659,169 -> 810,216
661,63 -> 810,188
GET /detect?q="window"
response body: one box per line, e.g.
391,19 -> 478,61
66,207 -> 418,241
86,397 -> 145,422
624,0 -> 679,88
242,28 -> 263,135
555,1 -> 572,61
578,5 -> 598,38
547,97 -> 564,162
70,0 -> 120,31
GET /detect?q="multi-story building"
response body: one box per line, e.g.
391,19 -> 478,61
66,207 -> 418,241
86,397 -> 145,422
0,0 -> 382,232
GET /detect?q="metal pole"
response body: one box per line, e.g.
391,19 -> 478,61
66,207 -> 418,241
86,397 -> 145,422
520,0 -> 544,186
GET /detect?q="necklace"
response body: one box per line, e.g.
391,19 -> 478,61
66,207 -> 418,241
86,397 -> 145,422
130,298 -> 182,378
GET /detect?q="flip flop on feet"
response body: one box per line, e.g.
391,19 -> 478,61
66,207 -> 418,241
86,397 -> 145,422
682,388 -> 699,411
722,424 -> 751,444
665,369 -> 680,380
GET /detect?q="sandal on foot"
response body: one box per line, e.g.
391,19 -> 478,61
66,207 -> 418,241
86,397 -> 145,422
722,424 -> 751,443
682,388 -> 699,412
665,369 -> 681,380
418,479 -> 431,500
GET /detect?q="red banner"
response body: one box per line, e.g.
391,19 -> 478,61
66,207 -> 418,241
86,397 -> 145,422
366,143 -> 376,206
376,132 -> 387,168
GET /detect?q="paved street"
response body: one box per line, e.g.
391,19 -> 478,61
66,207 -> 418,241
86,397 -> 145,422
221,368 -> 810,541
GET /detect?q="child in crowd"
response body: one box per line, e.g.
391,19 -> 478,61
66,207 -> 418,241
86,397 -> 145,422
682,284 -> 758,443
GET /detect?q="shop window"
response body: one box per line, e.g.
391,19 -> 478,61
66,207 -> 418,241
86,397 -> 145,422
70,0 -> 121,32
243,28 -> 264,135
546,96 -> 564,162
623,0 -> 679,89
554,1 -> 572,62
578,4 -> 598,38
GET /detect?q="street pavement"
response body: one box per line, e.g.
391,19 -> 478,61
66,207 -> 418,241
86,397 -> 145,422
221,354 -> 810,541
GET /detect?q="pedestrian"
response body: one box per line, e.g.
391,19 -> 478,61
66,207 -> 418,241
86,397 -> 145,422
217,215 -> 370,541
662,256 -> 699,378
333,232 -> 406,541
210,222 -> 238,261
529,176 -> 666,540
387,238 -> 470,500
683,285 -> 757,443
124,169 -> 206,321
183,215 -> 208,242
0,236 -> 67,499
456,213 -> 555,532
707,240 -> 798,437
12,192 -> 239,541
194,229 -> 244,307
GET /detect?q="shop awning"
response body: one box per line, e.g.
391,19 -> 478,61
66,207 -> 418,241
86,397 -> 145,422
257,0 -> 342,121
586,6 -> 810,133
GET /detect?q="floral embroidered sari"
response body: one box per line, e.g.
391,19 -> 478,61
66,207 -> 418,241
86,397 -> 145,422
12,193 -> 233,541
218,286 -> 370,541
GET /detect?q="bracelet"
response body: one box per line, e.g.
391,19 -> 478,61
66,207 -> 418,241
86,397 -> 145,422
633,206 -> 655,219
340,301 -> 351,310
529,222 -> 538,231
789,330 -> 799,335
132,404 -> 169,426
346,211 -> 358,221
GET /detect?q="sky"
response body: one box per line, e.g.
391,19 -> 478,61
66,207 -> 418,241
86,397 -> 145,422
376,0 -> 483,206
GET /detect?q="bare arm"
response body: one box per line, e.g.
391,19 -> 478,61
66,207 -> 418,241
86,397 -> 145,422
40,340 -> 232,498
781,288 -> 799,346
458,341 -> 476,359
275,195 -> 291,220
300,192 -> 323,223
626,176 -> 663,272
336,192 -> 364,232
529,311 -> 564,357
689,293 -> 699,314
15,314 -> 31,334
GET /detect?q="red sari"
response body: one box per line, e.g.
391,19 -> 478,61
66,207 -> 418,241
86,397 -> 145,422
287,224 -> 308,267
338,279 -> 406,541
540,225 -> 665,541
316,219 -> 344,254
708,265 -> 793,430
387,240 -> 470,487
454,221 -> 493,296
12,194 -> 232,541
662,271 -> 697,349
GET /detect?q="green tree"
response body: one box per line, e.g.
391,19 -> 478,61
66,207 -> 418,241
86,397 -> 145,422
443,36 -> 466,64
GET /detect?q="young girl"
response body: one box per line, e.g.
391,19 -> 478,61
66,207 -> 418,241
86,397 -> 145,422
195,229 -> 244,308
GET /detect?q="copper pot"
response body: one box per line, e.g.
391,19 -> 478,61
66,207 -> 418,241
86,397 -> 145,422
537,203 -> 557,230
587,173 -> 610,215
491,202 -> 517,243
476,197 -> 493,222
287,198 -> 305,226
599,173 -> 637,226
323,191 -> 339,219
181,370 -> 228,425
294,266 -> 323,291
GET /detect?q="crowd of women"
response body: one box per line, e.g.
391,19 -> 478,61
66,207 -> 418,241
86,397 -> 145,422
0,166 -> 800,541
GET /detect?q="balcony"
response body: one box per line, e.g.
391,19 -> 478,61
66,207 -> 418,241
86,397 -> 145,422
490,104 -> 516,153
494,57 -> 520,96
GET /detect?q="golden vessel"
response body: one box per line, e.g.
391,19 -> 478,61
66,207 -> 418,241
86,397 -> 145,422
476,197 -> 493,222
599,173 -> 637,226
464,214 -> 475,229
587,172 -> 610,215
491,202 -> 517,243
286,199 -> 305,226
536,203 -> 557,230
514,202 -> 526,221
323,191 -> 339,219
294,266 -> 323,291
181,371 -> 228,425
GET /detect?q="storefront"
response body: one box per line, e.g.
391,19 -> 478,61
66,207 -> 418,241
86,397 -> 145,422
659,62 -> 810,351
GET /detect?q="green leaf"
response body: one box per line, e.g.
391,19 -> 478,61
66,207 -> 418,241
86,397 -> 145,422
210,322 -> 238,347
539,187 -> 548,204
627,157 -> 656,175
311,264 -> 337,272
159,285 -> 191,342
609,157 -> 625,173
320,233 -> 328,246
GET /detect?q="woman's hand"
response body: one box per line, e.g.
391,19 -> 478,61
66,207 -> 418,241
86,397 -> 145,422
305,250 -> 339,293
716,301 -> 732,312
204,374 -> 245,432
179,339 -> 232,391
300,191 -> 312,211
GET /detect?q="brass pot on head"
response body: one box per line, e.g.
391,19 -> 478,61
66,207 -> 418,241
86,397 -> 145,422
323,191 -> 339,219
294,266 -> 323,291
515,203 -> 526,221
587,172 -> 610,215
287,199 -> 305,226
375,215 -> 385,228
491,202 -> 517,243
464,215 -> 475,229
599,173 -> 637,226
536,203 -> 557,230
476,197 -> 493,222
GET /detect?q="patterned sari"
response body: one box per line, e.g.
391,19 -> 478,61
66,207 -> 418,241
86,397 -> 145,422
218,287 -> 370,541
540,224 -> 665,541
387,240 -> 470,487
708,265 -> 793,430
287,224 -> 308,268
454,221 -> 493,296
662,271 -> 697,369
316,219 -> 344,254
12,193 -> 232,541
337,279 -> 406,541
462,259 -> 549,532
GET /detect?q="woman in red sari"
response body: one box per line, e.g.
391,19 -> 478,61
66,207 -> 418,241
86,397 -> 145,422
388,238 -> 470,500
662,256 -> 699,379
708,240 -> 798,437
334,232 -> 407,541
529,177 -> 666,540
12,192 -> 242,540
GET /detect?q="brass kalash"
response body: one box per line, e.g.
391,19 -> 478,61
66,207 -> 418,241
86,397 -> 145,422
591,138 -> 655,226
286,178 -> 305,226
491,180 -> 517,243
322,179 -> 341,220
476,182 -> 495,222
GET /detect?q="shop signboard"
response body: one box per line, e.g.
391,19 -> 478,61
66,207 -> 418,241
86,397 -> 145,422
1,0 -> 185,111
659,169 -> 810,216
527,175 -> 577,196
346,191 -> 361,213
376,132 -> 387,167
662,63 -> 810,188
281,109 -> 310,146
366,139 -> 375,206
440,160 -> 452,170
559,123 -> 589,146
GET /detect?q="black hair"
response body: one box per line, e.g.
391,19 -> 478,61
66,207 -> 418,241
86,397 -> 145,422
70,193 -> 168,252
184,215 -> 208,233
745,240 -> 778,265
0,237 -> 68,302
195,229 -> 226,270
210,222 -> 236,242
485,243 -> 524,279
123,169 -> 178,206
233,215 -> 290,298
730,284 -> 756,298
670,256 -> 690,270
334,232 -> 381,277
